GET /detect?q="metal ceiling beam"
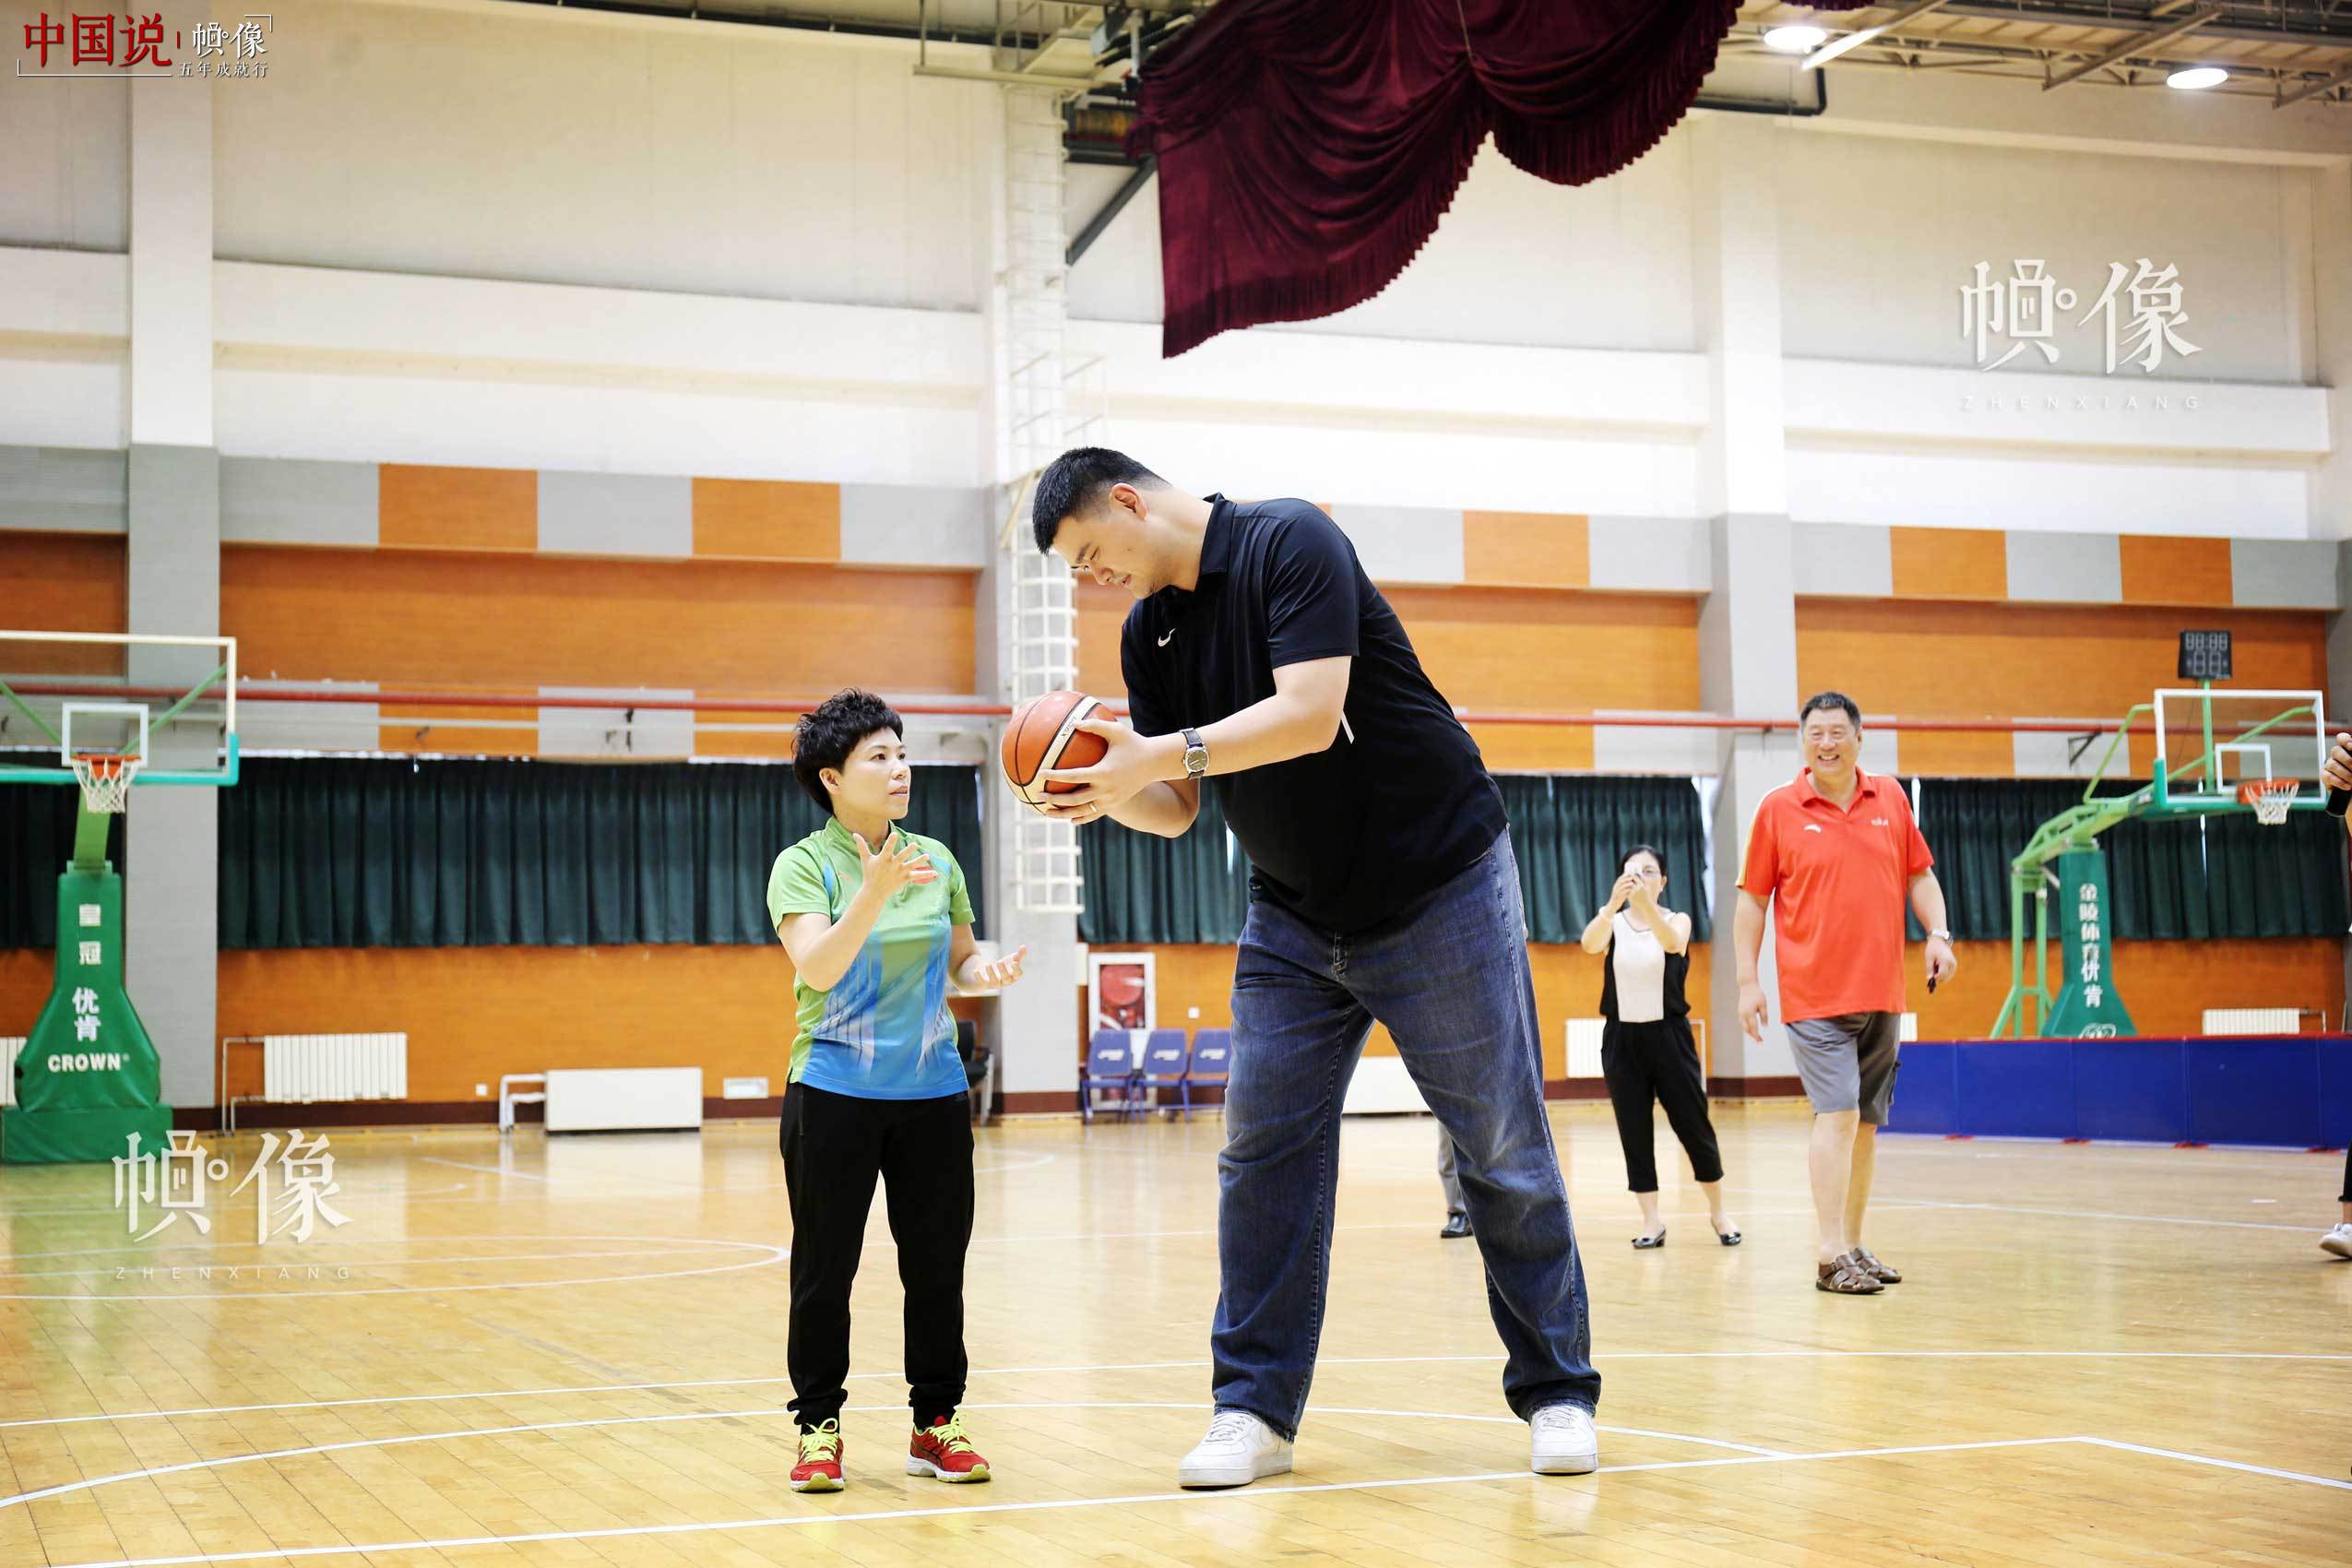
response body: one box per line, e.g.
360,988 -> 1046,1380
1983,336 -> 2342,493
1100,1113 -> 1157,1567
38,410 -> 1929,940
1931,1 -> 2352,53
1066,156 -> 1155,267
1801,0 -> 1952,68
2042,5 -> 2225,89
2275,58 -> 2352,102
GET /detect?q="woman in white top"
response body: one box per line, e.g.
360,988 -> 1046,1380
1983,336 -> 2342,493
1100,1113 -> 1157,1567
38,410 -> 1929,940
1580,845 -> 1736,1249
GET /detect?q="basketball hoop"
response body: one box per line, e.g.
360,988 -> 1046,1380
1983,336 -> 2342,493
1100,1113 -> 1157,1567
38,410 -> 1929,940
68,753 -> 140,814
2238,778 -> 2300,826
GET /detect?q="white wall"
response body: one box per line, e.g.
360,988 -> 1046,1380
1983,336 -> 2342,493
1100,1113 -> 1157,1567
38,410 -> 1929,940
1070,136 -> 1700,355
1780,134 -> 2304,383
0,4 -> 128,253
0,0 -> 2341,539
211,0 -> 998,312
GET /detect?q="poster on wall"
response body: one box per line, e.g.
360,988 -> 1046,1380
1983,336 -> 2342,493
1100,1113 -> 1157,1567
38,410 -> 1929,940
1088,952 -> 1156,1037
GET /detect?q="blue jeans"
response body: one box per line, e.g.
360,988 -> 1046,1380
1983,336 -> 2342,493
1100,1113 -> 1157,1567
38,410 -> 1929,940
1214,830 -> 1599,1435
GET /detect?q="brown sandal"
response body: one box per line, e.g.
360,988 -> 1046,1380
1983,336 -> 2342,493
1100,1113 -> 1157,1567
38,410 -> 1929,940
1816,1254 -> 1883,1294
1851,1246 -> 1902,1285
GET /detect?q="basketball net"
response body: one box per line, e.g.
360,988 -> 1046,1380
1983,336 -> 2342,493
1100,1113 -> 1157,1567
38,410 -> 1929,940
69,753 -> 140,815
2237,778 -> 2300,826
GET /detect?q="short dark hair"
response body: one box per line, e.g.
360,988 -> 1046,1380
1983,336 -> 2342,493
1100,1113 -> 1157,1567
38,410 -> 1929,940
1620,843 -> 1667,877
1031,447 -> 1163,554
792,688 -> 903,812
1800,691 -> 1862,729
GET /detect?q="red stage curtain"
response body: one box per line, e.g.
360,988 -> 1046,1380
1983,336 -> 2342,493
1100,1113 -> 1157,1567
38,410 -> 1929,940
1131,0 -> 1866,357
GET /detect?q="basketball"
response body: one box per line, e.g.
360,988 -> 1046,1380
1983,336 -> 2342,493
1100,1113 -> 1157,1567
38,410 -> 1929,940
1002,690 -> 1110,809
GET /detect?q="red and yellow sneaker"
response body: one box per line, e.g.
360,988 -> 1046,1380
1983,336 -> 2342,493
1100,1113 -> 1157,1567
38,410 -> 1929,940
790,1420 -> 845,1492
907,1412 -> 991,1483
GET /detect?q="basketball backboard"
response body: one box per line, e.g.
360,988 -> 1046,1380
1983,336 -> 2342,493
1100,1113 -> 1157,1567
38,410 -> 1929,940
2148,686 -> 2325,814
0,630 -> 240,803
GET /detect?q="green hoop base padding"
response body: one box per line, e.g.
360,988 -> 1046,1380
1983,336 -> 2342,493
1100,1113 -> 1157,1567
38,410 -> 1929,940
2,1104 -> 174,1165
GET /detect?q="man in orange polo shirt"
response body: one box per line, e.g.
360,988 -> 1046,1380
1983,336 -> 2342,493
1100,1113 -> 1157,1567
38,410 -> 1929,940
1735,692 -> 1957,1296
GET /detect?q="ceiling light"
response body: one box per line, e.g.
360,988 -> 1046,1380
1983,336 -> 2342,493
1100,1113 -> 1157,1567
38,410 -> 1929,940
2166,65 -> 2227,90
1764,24 -> 1830,53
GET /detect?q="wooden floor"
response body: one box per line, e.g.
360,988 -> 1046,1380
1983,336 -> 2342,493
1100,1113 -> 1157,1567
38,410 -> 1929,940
1,1101 -> 2347,1568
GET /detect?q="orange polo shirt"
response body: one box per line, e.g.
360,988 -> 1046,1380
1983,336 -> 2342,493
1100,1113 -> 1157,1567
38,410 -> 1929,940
1739,767 -> 1934,1023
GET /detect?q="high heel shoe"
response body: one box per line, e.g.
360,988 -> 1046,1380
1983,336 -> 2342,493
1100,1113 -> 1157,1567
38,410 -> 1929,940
1632,1227 -> 1666,1250
1713,1224 -> 1742,1246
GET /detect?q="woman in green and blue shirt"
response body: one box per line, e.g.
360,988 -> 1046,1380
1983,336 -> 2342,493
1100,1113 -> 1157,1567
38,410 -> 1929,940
767,689 -> 1028,1492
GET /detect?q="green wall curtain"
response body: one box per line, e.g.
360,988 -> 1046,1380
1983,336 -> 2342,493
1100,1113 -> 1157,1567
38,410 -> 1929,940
1,764 -> 126,949
1497,775 -> 1713,944
1078,787 -> 1250,944
1917,777 -> 2350,942
1077,774 -> 1709,945
215,757 -> 986,951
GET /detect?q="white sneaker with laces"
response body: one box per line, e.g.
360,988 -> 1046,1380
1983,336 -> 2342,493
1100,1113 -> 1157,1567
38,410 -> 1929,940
1178,1408 -> 1293,1490
2322,1222 -> 2352,1259
1529,1402 -> 1599,1475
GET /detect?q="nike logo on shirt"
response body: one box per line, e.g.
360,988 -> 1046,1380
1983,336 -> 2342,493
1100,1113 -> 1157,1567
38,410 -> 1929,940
1157,630 -> 1176,647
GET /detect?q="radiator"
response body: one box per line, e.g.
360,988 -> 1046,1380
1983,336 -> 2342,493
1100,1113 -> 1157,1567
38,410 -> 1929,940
2202,1008 -> 2302,1036
1564,1019 -> 1606,1079
263,1033 -> 408,1102
1,1038 -> 20,1109
1339,1055 -> 1430,1116
543,1067 -> 702,1133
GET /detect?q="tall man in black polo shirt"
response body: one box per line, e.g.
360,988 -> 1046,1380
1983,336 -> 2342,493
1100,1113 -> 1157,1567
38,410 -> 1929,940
1031,448 -> 1600,1490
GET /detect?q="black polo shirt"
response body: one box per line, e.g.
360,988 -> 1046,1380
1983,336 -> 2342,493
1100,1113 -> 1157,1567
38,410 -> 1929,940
1120,495 -> 1507,934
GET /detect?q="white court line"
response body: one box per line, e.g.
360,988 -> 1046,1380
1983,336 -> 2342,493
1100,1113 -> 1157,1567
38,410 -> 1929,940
34,1432 -> 2351,1568
0,1400 -> 1780,1511
0,1233 -> 785,1301
420,1156 -> 559,1182
6,1348 -> 2345,1433
0,1244 -> 749,1281
2074,1435 -> 2352,1491
1894,1198 -> 2322,1235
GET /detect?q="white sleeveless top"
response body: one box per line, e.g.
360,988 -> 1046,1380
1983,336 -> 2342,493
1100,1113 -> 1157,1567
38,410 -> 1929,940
1610,912 -> 1669,1025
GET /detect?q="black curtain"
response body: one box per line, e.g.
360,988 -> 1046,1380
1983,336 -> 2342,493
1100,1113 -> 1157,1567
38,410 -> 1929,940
1076,773 -> 1710,945
1917,777 -> 2350,942
0,766 -> 127,948
1497,775 -> 1713,944
213,756 -> 986,951
1078,787 -> 1250,944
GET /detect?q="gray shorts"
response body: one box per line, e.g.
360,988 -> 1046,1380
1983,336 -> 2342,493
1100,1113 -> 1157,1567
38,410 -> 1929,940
1787,1012 -> 1901,1124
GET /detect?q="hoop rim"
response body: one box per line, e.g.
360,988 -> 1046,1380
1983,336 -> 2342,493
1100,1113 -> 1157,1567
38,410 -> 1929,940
2237,777 -> 2301,826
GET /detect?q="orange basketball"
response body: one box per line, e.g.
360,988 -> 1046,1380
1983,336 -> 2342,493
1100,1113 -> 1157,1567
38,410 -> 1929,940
1003,690 -> 1110,809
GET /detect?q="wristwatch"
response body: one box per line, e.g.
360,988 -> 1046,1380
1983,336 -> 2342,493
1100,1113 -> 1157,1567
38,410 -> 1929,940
1928,928 -> 1952,942
1181,727 -> 1209,780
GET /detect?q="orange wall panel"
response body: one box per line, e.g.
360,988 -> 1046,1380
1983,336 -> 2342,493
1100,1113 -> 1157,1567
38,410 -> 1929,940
221,546 -> 973,700
1914,938 -> 2343,1041
692,480 -> 841,562
0,534 -> 125,672
1080,583 -> 1697,755
377,699 -> 539,757
1076,580 -> 1132,706
0,949 -> 53,1037
216,944 -> 981,1105
1382,587 -> 1702,716
1798,600 -> 2326,778
2120,536 -> 2232,608
1890,528 -> 2007,601
379,465 -> 537,553
1079,938 -> 1716,1084
1463,512 -> 1588,589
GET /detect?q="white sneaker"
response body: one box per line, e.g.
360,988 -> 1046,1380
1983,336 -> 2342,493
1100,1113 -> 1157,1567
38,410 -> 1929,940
1530,1403 -> 1599,1476
2322,1222 -> 2352,1259
1177,1408 -> 1293,1490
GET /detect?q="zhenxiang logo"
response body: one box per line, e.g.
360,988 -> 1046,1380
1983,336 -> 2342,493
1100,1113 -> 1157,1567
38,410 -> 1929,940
17,11 -> 272,79
113,1128 -> 352,1257
1959,258 -> 2204,415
